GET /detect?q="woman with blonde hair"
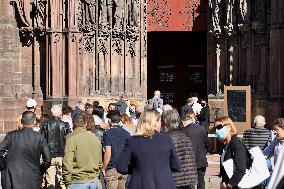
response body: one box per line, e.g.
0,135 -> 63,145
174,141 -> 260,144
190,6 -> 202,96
117,109 -> 180,189
215,117 -> 251,189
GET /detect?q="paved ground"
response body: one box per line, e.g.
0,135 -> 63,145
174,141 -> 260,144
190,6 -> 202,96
205,154 -> 221,189
0,154 -> 221,189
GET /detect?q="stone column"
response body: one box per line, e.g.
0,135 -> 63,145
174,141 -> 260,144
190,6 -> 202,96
216,44 -> 221,94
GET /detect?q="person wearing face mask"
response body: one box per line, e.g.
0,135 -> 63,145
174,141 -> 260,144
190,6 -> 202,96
215,117 -> 251,189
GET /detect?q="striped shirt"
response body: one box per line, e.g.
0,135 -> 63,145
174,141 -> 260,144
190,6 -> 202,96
242,127 -> 271,150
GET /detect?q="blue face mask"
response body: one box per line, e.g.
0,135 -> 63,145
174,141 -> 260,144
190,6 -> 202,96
215,126 -> 228,141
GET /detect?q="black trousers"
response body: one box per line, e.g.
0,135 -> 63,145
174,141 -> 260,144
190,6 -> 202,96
197,167 -> 206,189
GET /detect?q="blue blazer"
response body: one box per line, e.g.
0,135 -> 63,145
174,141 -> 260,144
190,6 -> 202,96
116,132 -> 180,189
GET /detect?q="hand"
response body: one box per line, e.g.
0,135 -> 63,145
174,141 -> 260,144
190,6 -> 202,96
226,183 -> 233,189
220,182 -> 227,189
102,168 -> 106,177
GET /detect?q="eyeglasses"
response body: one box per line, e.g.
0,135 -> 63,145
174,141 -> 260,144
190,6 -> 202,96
216,124 -> 226,130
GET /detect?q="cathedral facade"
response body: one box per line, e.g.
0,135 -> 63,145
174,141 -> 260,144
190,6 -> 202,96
0,0 -> 283,132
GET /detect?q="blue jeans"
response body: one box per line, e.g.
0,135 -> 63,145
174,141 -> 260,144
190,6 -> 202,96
70,182 -> 98,189
262,159 -> 272,187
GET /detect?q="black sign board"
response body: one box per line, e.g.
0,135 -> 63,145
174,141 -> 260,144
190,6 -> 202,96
224,86 -> 251,134
227,90 -> 246,122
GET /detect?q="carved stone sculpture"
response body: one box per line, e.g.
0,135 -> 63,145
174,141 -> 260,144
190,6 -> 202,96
209,0 -> 222,36
11,0 -> 147,98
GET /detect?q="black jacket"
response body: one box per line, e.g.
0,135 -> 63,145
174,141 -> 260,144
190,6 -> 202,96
220,137 -> 252,187
183,123 -> 209,168
198,106 -> 210,131
0,127 -> 51,189
41,116 -> 70,158
168,131 -> 198,187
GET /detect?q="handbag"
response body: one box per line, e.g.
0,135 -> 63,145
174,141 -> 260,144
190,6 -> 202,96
222,142 -> 270,189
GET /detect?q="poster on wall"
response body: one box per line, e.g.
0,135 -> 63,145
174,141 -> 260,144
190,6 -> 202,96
224,86 -> 251,134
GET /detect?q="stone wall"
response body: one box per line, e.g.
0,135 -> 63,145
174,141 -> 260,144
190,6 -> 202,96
207,0 -> 284,124
0,0 -> 38,133
0,0 -> 148,133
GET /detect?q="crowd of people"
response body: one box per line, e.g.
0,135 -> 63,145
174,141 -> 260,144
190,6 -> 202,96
0,91 -> 283,189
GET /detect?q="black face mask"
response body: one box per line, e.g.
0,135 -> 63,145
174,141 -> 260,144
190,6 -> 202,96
201,103 -> 206,107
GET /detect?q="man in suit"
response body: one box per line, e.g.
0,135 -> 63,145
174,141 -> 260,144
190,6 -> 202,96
149,90 -> 163,111
0,111 -> 51,189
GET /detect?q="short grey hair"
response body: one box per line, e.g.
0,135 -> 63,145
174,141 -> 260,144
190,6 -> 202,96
51,104 -> 62,117
162,104 -> 172,112
162,109 -> 180,132
254,115 -> 266,127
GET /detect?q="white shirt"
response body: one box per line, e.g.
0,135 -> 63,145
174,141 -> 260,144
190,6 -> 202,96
192,102 -> 203,115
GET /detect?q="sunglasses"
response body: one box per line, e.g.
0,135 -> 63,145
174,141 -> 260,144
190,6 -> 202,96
216,124 -> 226,130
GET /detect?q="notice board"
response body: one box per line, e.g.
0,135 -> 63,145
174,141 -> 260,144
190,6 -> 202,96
224,86 -> 251,134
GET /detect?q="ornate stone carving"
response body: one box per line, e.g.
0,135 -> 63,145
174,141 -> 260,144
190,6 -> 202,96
98,23 -> 111,54
11,0 -> 33,28
126,26 -> 139,56
54,34 -> 60,43
78,0 -> 97,53
209,0 -> 222,37
82,33 -> 95,53
209,0 -> 252,37
78,0 -> 97,32
126,0 -> 139,27
254,0 -> 268,47
11,0 -> 47,46
224,0 -> 234,35
125,0 -> 140,57
11,0 -> 147,99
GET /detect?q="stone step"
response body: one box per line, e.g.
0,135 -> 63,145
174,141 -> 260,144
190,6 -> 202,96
205,154 -> 221,189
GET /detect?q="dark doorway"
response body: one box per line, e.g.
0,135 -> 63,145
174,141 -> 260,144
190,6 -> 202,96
147,32 -> 207,109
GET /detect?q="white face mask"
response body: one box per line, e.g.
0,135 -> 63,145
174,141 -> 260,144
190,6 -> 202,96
215,126 -> 228,141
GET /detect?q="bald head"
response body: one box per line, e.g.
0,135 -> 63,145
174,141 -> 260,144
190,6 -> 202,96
154,90 -> 161,97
